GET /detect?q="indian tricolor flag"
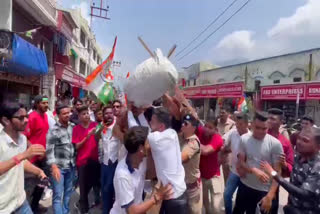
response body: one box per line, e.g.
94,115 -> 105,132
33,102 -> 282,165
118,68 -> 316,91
86,36 -> 117,104
237,94 -> 248,113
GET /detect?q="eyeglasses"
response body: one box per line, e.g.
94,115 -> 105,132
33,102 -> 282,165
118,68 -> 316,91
12,115 -> 29,121
182,121 -> 190,127
113,105 -> 121,109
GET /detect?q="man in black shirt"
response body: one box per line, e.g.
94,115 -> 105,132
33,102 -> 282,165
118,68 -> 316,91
261,127 -> 320,214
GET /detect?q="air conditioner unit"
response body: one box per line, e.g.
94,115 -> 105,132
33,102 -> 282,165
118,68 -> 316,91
0,0 -> 12,31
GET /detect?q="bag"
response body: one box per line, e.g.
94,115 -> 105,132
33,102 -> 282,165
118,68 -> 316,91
124,49 -> 178,107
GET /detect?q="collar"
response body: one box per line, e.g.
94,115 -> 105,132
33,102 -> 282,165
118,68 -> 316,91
56,121 -> 71,128
126,155 -> 135,174
2,131 -> 22,146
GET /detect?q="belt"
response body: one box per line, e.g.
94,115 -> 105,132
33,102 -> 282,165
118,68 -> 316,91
186,177 -> 201,189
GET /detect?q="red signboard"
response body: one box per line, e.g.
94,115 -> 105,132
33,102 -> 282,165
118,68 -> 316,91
306,83 -> 320,99
183,82 -> 243,99
261,84 -> 305,100
55,63 -> 87,89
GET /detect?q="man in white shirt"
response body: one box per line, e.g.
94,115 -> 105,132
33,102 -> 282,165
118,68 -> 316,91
0,102 -> 47,214
148,107 -> 187,213
220,112 -> 250,214
89,100 -> 98,122
111,126 -> 172,214
99,105 -> 121,214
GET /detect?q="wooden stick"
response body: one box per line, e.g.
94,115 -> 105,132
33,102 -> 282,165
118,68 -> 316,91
138,36 -> 154,58
167,44 -> 177,59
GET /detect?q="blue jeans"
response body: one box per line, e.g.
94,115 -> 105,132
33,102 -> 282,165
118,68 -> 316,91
50,167 -> 76,214
224,172 -> 240,214
101,161 -> 117,214
13,200 -> 33,214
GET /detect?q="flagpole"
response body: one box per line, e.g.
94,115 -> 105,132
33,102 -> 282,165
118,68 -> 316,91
295,93 -> 300,120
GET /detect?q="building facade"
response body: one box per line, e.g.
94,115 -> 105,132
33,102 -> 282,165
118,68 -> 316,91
182,48 -> 320,125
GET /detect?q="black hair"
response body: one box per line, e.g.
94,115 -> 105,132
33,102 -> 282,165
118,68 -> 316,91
268,108 -> 284,120
0,102 -> 25,124
56,105 -> 69,115
112,100 -> 121,106
124,126 -> 149,154
302,115 -> 314,124
144,107 -> 153,122
206,117 -> 218,127
102,105 -> 113,114
152,107 -> 171,129
94,108 -> 102,115
78,105 -> 89,114
220,106 -> 232,114
235,112 -> 249,123
73,98 -> 83,106
254,111 -> 268,122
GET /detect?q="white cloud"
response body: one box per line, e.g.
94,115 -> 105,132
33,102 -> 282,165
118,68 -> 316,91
71,1 -> 90,23
212,0 -> 320,65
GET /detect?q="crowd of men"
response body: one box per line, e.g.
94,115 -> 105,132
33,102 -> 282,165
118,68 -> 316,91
0,91 -> 320,214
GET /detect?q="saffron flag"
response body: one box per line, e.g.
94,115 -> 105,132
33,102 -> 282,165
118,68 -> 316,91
86,36 -> 117,104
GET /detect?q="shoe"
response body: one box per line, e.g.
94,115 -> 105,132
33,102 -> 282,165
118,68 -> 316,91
41,188 -> 52,201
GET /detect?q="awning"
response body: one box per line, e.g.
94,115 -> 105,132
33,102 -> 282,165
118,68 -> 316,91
6,34 -> 48,75
261,82 -> 320,100
55,63 -> 86,89
183,81 -> 244,99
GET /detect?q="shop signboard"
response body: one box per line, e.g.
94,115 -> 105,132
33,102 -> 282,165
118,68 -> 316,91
183,81 -> 243,99
55,63 -> 86,88
261,84 -> 306,100
306,83 -> 320,99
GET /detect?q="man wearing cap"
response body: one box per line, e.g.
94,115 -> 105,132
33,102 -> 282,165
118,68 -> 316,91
290,115 -> 315,149
221,112 -> 250,214
180,114 -> 202,214
24,94 -> 50,213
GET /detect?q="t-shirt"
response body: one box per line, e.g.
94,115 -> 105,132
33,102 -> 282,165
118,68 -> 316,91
110,156 -> 147,214
24,111 -> 49,163
223,129 -> 251,175
72,122 -> 98,167
239,132 -> 283,192
182,134 -> 201,184
197,126 -> 223,179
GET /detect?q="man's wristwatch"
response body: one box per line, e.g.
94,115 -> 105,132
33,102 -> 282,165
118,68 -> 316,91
271,170 -> 277,177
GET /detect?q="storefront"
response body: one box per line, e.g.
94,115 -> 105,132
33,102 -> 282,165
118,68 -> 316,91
261,82 -> 320,125
0,32 -> 48,109
55,62 -> 87,103
183,81 -> 244,120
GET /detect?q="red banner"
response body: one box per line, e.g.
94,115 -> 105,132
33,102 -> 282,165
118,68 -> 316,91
183,82 -> 243,99
306,83 -> 320,99
261,84 -> 305,100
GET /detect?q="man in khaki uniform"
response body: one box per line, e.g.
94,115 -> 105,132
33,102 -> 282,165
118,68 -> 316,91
180,114 -> 202,214
217,107 -> 235,184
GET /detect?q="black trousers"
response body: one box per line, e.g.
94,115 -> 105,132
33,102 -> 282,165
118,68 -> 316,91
78,159 -> 101,214
233,182 -> 279,214
159,192 -> 188,214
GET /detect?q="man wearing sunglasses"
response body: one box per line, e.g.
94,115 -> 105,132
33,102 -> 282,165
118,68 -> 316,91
112,100 -> 122,118
261,127 -> 320,214
0,102 -> 47,214
24,94 -> 50,213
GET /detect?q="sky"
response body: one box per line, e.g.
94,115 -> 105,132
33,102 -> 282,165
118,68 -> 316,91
58,0 -> 320,79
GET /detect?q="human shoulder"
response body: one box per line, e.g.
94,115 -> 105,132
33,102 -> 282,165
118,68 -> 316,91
266,134 -> 282,146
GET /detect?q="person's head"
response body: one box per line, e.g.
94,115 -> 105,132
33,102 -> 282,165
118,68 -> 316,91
56,105 -> 71,125
0,102 -> 28,132
78,106 -> 90,124
252,111 -> 269,140
73,99 -> 83,111
150,107 -> 171,132
124,126 -> 149,163
267,108 -> 284,131
219,106 -> 232,122
112,100 -> 122,116
90,101 -> 98,112
234,112 -> 249,135
204,118 -> 218,138
181,114 -> 199,137
34,95 -> 49,113
94,109 -> 103,123
296,127 -> 320,157
301,116 -> 314,130
103,105 -> 114,125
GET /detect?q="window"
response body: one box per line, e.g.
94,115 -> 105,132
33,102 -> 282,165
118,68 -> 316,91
80,60 -> 86,75
273,80 -> 280,84
187,80 -> 190,86
293,77 -> 302,82
193,79 -> 196,86
70,55 -> 76,71
93,49 -> 96,60
80,29 -> 86,47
